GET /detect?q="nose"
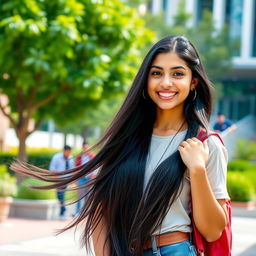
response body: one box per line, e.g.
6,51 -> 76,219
161,75 -> 172,88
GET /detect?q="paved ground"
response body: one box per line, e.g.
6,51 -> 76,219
0,209 -> 255,256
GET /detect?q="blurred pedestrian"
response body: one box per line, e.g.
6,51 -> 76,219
12,36 -> 231,256
49,145 -> 74,220
213,112 -> 237,133
73,140 -> 95,217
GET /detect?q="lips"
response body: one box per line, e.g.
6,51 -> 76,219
157,91 -> 178,100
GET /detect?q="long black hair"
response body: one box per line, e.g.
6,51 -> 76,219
11,36 -> 213,256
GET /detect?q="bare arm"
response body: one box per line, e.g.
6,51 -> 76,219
179,138 -> 228,242
190,166 -> 228,241
92,215 -> 110,256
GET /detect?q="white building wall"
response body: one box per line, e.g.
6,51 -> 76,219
213,0 -> 226,30
166,0 -> 179,25
152,0 -> 162,15
186,0 -> 198,27
5,128 -> 83,150
241,0 -> 254,59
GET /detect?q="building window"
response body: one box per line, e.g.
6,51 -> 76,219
225,0 -> 243,56
162,0 -> 168,12
253,0 -> 256,57
197,0 -> 213,23
147,0 -> 153,13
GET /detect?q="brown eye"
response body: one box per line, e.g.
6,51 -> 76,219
173,72 -> 184,77
151,71 -> 161,76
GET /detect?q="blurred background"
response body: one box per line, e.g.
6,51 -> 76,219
0,0 -> 255,255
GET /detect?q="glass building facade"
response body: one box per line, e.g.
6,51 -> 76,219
225,0 -> 243,56
253,0 -> 256,57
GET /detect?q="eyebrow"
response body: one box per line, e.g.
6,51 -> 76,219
150,65 -> 186,70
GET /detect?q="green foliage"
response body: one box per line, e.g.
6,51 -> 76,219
0,0 -> 154,159
244,171 -> 256,192
228,160 -> 256,172
61,96 -> 124,139
65,187 -> 78,203
227,172 -> 254,202
16,178 -> 56,200
0,165 -> 17,197
235,140 -> 256,161
0,152 -> 53,169
16,177 -> 78,202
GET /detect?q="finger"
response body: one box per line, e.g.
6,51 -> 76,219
186,138 -> 194,144
191,137 -> 199,142
178,145 -> 184,151
180,141 -> 189,148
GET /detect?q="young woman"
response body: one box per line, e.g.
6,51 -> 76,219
12,36 -> 230,256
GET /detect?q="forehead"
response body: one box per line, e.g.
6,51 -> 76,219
151,52 -> 189,68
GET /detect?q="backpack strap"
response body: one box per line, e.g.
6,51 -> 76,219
192,129 -> 231,255
197,129 -> 224,145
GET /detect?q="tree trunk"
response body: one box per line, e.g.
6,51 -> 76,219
81,126 -> 90,141
13,128 -> 28,184
16,132 -> 28,183
17,135 -> 27,162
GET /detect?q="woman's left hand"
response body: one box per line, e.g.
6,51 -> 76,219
178,138 -> 209,171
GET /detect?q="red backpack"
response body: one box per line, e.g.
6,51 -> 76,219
192,130 -> 232,256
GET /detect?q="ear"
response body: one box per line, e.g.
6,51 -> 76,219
190,78 -> 199,90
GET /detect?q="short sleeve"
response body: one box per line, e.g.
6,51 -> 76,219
206,135 -> 230,200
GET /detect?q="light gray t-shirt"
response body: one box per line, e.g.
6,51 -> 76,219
144,130 -> 230,235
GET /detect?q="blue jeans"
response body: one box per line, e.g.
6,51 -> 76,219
143,235 -> 197,256
75,177 -> 89,214
57,186 -> 67,216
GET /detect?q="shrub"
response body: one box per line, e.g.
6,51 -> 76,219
227,172 -> 254,202
243,171 -> 256,192
16,178 -> 78,202
235,140 -> 256,161
16,178 -> 56,200
228,160 -> 256,172
0,165 -> 17,197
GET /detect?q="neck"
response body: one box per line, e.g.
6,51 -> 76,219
153,108 -> 187,135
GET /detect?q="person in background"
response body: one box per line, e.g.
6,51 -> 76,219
73,141 -> 95,216
213,112 -> 237,133
73,140 -> 94,217
49,145 -> 74,220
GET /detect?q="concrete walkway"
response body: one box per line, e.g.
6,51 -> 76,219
0,210 -> 256,256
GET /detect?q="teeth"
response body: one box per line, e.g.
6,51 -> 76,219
159,92 -> 176,97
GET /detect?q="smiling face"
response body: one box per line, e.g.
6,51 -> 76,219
147,52 -> 198,114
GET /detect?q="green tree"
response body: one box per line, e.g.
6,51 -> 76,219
144,0 -> 235,98
60,96 -> 123,144
0,0 -> 153,161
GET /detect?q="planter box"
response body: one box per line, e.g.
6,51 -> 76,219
9,199 -> 59,220
0,197 -> 13,222
231,201 -> 256,218
231,201 -> 256,210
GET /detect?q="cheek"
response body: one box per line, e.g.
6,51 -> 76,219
147,79 -> 156,94
179,81 -> 191,95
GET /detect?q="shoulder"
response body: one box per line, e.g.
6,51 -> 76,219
207,134 -> 228,160
52,152 -> 62,159
207,134 -> 223,148
225,119 -> 233,125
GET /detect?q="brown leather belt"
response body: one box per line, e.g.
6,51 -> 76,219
144,231 -> 189,250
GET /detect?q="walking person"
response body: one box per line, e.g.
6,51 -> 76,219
12,36 -> 231,256
49,145 -> 74,220
73,140 -> 95,217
